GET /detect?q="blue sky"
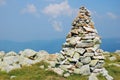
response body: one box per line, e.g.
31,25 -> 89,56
0,0 -> 120,42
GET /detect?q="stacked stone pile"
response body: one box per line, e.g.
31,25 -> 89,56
54,6 -> 105,76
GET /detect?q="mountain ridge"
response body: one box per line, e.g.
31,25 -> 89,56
0,38 -> 120,53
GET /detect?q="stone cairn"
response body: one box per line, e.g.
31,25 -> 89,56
53,6 -> 105,77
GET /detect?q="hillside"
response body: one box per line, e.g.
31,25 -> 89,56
0,52 -> 120,80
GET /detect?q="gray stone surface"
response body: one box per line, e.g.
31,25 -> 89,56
80,65 -> 91,75
0,49 -> 50,72
54,6 -> 105,77
89,73 -> 98,80
81,57 -> 91,64
64,73 -> 70,77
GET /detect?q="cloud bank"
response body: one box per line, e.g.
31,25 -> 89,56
43,1 -> 75,18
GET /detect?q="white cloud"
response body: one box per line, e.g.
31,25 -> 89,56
0,0 -> 6,6
107,12 -> 118,19
21,4 -> 39,17
42,0 -> 75,18
52,21 -> 62,32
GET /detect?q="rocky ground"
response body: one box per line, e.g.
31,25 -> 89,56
0,49 -> 120,80
0,6 -> 120,80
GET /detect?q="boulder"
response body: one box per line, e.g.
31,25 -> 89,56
80,65 -> 91,75
53,68 -> 64,76
115,50 -> 120,53
0,51 -> 5,58
19,56 -> 36,66
3,56 -> 19,65
5,51 -> 17,57
64,73 -> 70,77
35,50 -> 49,61
0,62 -> 21,73
109,56 -> 117,61
19,49 -> 37,58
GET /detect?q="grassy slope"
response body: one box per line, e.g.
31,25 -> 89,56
0,53 -> 120,80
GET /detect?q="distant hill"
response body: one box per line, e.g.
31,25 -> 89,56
0,39 -> 65,53
0,38 -> 120,53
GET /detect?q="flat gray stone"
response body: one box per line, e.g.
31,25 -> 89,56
76,42 -> 94,48
84,53 -> 94,57
74,68 -> 81,74
75,62 -> 83,68
89,60 -> 98,67
80,65 -> 91,75
75,48 -> 85,54
73,52 -> 80,60
81,57 -> 91,64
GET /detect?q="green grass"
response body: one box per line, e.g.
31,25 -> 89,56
103,53 -> 120,80
0,53 -> 120,80
97,74 -> 106,80
0,61 -> 88,80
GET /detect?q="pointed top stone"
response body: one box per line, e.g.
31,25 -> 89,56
78,6 -> 91,18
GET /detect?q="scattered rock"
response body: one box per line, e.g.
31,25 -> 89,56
0,49 -> 51,72
101,68 -> 113,80
53,68 -> 64,76
109,63 -> 120,67
10,75 -> 16,79
5,51 -> 17,57
19,49 -> 37,58
115,50 -> 120,53
89,73 -> 98,80
64,73 -> 70,77
109,56 -> 116,61
39,65 -> 44,69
